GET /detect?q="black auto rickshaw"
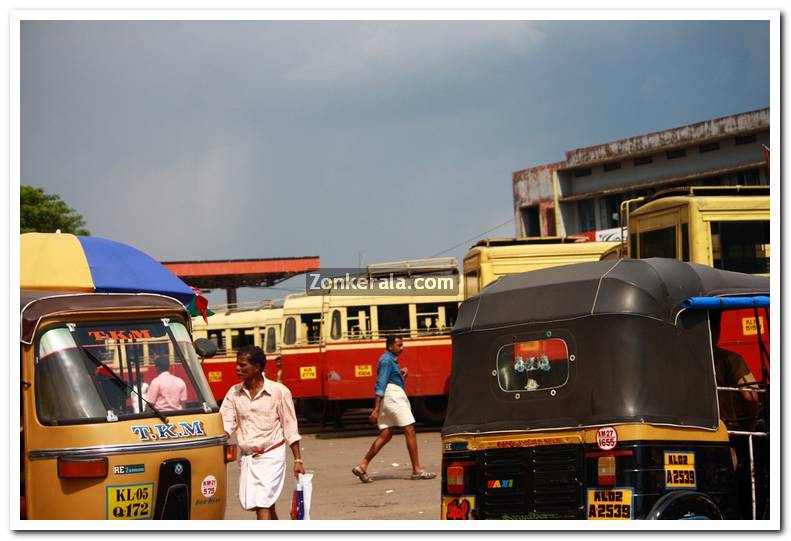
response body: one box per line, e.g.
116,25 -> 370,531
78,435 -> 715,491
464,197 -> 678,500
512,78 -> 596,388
441,258 -> 770,520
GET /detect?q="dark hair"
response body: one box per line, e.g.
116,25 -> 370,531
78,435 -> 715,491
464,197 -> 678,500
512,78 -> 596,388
385,336 -> 401,349
154,355 -> 170,373
238,345 -> 266,369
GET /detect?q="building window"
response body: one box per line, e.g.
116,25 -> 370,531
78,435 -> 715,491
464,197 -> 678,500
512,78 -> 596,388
735,134 -> 757,146
578,199 -> 596,233
699,142 -> 720,153
634,156 -> 653,166
521,206 -> 541,237
666,148 -> 686,160
573,168 -> 592,178
603,162 -> 622,172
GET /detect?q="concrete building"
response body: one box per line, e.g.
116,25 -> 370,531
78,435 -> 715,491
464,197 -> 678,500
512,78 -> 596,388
513,108 -> 769,240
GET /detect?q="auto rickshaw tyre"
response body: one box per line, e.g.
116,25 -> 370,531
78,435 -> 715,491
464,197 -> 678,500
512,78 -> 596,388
411,395 -> 447,426
646,491 -> 723,520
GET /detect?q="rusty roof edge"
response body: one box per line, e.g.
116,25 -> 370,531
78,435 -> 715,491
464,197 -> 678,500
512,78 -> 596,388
562,108 -> 769,168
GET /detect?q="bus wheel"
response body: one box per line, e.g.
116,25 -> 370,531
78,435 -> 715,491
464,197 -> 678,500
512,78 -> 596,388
412,395 -> 447,426
647,491 -> 723,520
297,399 -> 326,422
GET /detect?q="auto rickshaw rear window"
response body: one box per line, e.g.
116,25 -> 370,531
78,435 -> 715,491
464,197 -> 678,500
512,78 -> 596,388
496,338 -> 570,393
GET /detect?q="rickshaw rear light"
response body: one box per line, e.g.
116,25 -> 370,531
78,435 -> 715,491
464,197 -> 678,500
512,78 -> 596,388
57,456 -> 108,478
446,463 -> 466,494
597,456 -> 616,486
224,443 -> 237,463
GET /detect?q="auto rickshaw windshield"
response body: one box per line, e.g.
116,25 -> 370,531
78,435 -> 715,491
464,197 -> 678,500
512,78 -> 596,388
35,319 -> 218,424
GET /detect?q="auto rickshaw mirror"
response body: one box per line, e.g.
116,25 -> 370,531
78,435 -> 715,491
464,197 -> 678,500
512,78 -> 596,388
194,337 -> 217,359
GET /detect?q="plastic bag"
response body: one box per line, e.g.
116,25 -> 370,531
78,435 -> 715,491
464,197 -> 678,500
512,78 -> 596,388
290,473 -> 313,520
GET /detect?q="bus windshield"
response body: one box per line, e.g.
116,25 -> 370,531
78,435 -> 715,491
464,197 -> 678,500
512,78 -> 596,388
35,319 -> 218,424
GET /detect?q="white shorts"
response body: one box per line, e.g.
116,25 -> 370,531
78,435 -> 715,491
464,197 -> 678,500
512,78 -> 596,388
238,444 -> 286,510
378,383 -> 416,430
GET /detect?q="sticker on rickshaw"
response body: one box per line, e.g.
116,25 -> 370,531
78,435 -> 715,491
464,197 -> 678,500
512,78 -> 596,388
130,420 -> 205,441
596,426 -> 617,450
442,496 -> 475,520
355,365 -> 372,377
300,366 -> 317,379
106,483 -> 154,520
664,451 -> 696,489
586,488 -> 633,520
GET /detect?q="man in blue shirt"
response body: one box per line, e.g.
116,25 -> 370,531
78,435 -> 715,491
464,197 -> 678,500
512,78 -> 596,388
352,336 -> 436,483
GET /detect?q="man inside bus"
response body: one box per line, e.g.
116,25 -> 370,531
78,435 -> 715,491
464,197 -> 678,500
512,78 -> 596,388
145,354 -> 187,411
710,314 -> 760,432
352,336 -> 436,483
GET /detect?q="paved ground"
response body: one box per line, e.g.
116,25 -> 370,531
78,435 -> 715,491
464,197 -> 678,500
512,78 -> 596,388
224,430 -> 442,520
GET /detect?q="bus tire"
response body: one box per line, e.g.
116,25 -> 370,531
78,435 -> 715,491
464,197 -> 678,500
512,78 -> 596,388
411,395 -> 447,426
647,491 -> 723,520
297,399 -> 326,422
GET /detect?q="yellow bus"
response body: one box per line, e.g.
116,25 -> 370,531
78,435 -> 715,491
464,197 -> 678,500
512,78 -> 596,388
624,186 -> 770,274
463,237 -> 620,298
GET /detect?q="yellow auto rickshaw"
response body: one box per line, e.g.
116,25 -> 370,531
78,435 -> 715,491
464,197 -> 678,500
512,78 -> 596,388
441,258 -> 769,520
20,233 -> 233,520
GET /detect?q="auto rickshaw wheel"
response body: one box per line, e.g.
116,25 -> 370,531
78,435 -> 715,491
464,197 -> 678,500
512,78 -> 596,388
646,491 -> 723,520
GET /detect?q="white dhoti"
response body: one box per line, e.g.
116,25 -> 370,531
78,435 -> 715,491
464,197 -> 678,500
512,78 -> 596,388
378,383 -> 416,430
238,444 -> 287,510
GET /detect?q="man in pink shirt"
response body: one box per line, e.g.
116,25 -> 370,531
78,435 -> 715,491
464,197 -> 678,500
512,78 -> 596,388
220,345 -> 305,520
145,355 -> 187,411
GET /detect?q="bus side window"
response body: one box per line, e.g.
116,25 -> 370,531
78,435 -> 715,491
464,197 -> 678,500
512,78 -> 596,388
231,328 -> 255,351
283,317 -> 296,345
207,329 -> 225,353
639,226 -> 676,259
347,306 -> 370,339
265,326 -> 277,353
377,304 -> 410,338
330,310 -> 342,340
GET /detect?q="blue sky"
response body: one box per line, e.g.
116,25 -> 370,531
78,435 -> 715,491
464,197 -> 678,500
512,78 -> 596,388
20,19 -> 770,305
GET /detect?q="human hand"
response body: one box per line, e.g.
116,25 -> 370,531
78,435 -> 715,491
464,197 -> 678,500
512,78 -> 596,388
400,367 -> 408,378
294,461 -> 305,478
369,410 -> 379,425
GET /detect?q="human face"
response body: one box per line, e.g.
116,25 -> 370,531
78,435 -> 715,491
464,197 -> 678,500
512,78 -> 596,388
236,353 -> 262,382
387,338 -> 405,357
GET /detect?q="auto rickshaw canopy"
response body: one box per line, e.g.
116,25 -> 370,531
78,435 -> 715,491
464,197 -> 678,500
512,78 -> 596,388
444,258 -> 769,437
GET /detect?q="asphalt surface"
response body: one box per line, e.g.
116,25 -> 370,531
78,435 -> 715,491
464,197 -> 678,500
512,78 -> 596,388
223,427 -> 443,520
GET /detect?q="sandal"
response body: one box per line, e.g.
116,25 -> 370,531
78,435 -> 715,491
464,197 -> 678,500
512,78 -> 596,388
352,466 -> 373,483
410,471 -> 437,480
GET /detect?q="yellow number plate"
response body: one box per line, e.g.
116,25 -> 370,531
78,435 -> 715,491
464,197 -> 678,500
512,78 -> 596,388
442,496 -> 475,520
207,371 -> 222,383
586,488 -> 633,520
300,366 -> 317,380
107,483 -> 154,520
742,316 -> 765,336
355,365 -> 372,377
664,451 -> 696,488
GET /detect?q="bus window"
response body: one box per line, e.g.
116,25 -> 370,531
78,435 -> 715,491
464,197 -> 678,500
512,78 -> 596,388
347,306 -> 370,339
301,313 -> 322,345
638,226 -> 676,259
442,302 -> 459,328
231,328 -> 255,350
681,223 -> 690,261
265,326 -> 277,353
283,317 -> 296,345
416,303 -> 442,336
465,272 -> 479,298
711,220 -> 770,274
377,304 -> 410,337
330,310 -> 342,340
207,329 -> 225,353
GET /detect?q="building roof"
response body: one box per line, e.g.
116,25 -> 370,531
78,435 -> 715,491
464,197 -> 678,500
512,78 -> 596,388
161,256 -> 320,290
